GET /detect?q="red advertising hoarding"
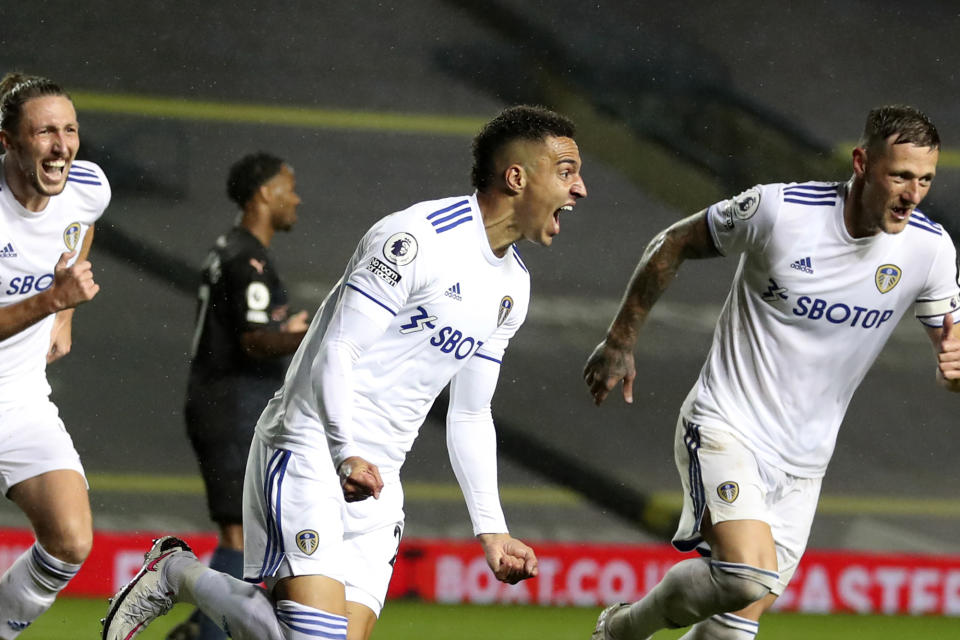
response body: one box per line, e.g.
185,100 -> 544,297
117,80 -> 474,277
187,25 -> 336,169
2,528 -> 959,616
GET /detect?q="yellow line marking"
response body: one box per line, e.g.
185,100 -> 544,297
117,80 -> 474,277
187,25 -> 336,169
88,472 -> 204,494
816,495 -> 960,518
403,482 -> 583,506
71,90 -> 486,137
70,92 -> 960,166
85,473 -> 960,517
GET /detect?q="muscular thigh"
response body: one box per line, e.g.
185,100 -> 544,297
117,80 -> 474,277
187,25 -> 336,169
8,469 -> 91,559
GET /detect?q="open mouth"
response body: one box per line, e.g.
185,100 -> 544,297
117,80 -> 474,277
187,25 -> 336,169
553,204 -> 574,232
890,205 -> 911,222
41,158 -> 68,183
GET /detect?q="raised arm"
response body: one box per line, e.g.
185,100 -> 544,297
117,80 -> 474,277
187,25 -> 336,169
584,210 -> 719,405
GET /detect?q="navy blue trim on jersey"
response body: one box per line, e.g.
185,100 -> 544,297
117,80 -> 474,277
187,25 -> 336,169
511,246 -> 528,273
784,183 -> 837,191
674,419 -> 706,553
345,283 -> 398,316
257,448 -> 291,581
427,199 -> 472,233
907,211 -> 943,235
66,175 -> 102,186
473,352 -> 502,365
66,164 -> 102,185
782,183 -> 837,206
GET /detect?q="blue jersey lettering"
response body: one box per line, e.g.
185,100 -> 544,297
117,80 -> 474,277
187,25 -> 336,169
5,273 -> 54,295
428,326 -> 482,360
792,296 -> 893,329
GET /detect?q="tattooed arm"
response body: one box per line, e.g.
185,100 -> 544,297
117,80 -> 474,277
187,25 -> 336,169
583,211 -> 720,405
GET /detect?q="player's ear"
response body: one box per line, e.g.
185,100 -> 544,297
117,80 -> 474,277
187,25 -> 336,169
0,129 -> 14,152
254,182 -> 272,205
504,164 -> 525,194
852,147 -> 868,178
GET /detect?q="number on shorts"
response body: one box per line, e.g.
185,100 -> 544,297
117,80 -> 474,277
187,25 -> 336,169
389,523 -> 403,567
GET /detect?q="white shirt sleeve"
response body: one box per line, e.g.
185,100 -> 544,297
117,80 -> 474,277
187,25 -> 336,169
914,228 -> 960,328
315,212 -> 429,465
344,213 -> 426,316
446,355 -> 509,535
314,287 -> 394,466
705,184 -> 779,256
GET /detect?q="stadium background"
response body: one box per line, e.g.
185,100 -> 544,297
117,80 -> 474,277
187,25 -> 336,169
2,0 -> 960,599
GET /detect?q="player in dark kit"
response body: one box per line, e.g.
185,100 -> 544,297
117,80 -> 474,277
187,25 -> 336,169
172,152 -> 309,640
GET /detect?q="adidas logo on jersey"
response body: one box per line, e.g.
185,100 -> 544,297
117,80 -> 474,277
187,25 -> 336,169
444,282 -> 462,301
0,243 -> 17,258
790,257 -> 813,274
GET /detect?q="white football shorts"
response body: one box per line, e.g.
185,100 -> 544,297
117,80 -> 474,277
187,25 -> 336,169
672,414 -> 821,595
0,398 -> 85,495
242,435 -> 404,616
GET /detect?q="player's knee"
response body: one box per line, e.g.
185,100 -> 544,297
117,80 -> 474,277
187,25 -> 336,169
39,528 -> 93,565
710,561 -> 778,611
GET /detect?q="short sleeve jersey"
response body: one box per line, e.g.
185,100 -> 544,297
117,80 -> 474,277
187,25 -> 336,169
0,157 -> 110,406
690,181 -> 960,477
188,226 -> 289,383
256,194 -> 530,475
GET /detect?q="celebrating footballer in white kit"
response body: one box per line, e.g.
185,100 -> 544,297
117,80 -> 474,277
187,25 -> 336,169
585,105 -> 960,640
0,73 -> 108,639
104,104 -> 587,640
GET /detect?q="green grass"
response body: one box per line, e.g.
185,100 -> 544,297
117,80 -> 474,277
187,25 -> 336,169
22,597 -> 960,639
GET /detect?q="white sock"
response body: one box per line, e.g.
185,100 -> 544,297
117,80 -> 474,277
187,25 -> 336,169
166,554 -> 283,640
276,600 -> 347,640
608,558 -> 775,640
678,614 -> 759,639
0,542 -> 81,639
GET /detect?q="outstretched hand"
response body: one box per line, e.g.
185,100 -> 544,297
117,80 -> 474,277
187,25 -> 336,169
337,456 -> 383,502
583,339 -> 636,406
937,312 -> 960,385
478,533 -> 538,584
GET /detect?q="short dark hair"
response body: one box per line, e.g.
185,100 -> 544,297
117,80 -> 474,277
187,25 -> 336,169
226,152 -> 285,207
858,105 -> 940,153
0,72 -> 71,134
471,105 -> 576,191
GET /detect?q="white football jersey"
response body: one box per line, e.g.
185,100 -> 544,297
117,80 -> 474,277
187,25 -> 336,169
256,194 -> 530,475
0,158 -> 109,406
688,181 -> 960,477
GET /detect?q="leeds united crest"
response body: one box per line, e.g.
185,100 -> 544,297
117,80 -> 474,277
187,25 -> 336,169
296,529 -> 320,555
717,481 -> 739,504
497,296 -> 514,327
63,222 -> 82,251
875,264 -> 901,294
